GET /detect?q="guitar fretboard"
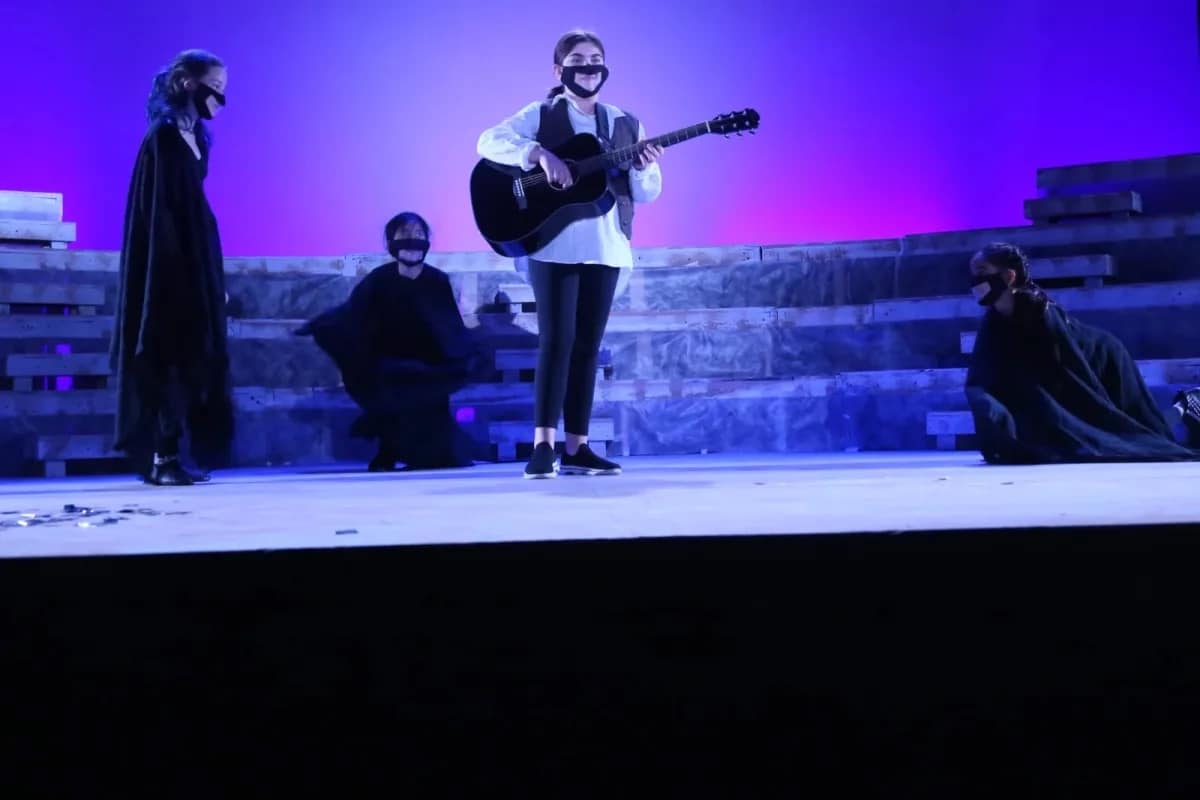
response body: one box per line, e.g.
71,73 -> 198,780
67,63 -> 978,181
577,122 -> 711,173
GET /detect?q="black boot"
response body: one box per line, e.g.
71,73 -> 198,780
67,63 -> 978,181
145,454 -> 195,486
368,440 -> 397,472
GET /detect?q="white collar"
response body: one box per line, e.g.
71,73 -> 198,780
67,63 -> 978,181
559,94 -> 599,118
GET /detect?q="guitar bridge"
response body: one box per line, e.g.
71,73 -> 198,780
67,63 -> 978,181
512,178 -> 528,211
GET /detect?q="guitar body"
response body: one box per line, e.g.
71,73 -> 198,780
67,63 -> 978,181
470,134 -> 615,257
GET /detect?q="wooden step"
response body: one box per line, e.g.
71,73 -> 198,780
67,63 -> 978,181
0,282 -> 104,307
0,388 -> 116,416
497,282 -> 535,304
1037,153 -> 1200,191
226,318 -> 310,340
926,411 -> 975,450
0,386 -> 361,417
926,411 -> 975,436
1024,192 -> 1142,224
0,248 -> 120,272
487,418 -> 615,461
494,348 -> 538,372
871,296 -> 984,324
5,352 -> 111,384
36,433 -> 118,460
457,358 -> 1200,408
0,308 -> 777,341
3,378 -> 824,417
0,219 -> 77,248
1028,254 -> 1116,286
0,316 -> 308,341
0,314 -> 112,338
0,362 -> 1146,415
0,279 -> 1195,356
1133,358 -> 1200,385
0,245 -> 759,276
494,347 -> 613,374
836,367 -> 966,394
0,191 -> 63,222
33,434 -> 121,477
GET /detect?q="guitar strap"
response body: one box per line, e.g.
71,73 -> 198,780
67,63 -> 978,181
594,102 -> 639,239
593,103 -> 620,177
594,103 -> 612,148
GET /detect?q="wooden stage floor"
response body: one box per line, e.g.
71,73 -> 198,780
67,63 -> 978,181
3,451 -> 1199,558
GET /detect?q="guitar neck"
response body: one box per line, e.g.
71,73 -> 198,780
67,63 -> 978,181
580,121 -> 711,172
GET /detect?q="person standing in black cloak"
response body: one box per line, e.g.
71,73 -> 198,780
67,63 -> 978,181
965,242 -> 1200,464
296,212 -> 481,472
111,49 -> 233,486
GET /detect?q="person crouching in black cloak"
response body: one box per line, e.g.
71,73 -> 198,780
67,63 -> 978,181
965,242 -> 1200,464
111,49 -> 234,486
297,212 -> 483,471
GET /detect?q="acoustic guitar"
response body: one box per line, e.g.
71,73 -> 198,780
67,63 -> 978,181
470,108 -> 760,257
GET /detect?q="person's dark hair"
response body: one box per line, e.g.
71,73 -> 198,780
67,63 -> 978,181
384,212 -> 431,244
547,30 -> 605,99
146,49 -> 223,146
971,242 -> 1033,286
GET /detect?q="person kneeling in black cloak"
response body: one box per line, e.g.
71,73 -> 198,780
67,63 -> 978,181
297,212 -> 483,471
965,242 -> 1200,464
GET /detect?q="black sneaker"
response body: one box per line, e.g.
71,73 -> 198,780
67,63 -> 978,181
560,444 -> 621,476
523,442 -> 558,479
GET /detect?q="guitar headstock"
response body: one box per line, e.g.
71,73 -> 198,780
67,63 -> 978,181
709,108 -> 760,137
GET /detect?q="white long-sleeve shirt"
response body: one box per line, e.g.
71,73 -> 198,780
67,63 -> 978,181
476,95 -> 662,268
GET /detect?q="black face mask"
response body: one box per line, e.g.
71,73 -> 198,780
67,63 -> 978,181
560,64 -> 609,98
971,273 -> 1010,307
389,238 -> 429,267
193,84 -> 226,120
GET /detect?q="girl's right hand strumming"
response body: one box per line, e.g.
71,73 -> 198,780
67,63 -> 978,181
535,147 -> 573,188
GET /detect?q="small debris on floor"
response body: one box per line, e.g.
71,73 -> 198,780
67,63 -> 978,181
0,503 -> 189,530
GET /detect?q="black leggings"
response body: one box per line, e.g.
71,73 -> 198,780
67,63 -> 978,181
527,260 -> 620,433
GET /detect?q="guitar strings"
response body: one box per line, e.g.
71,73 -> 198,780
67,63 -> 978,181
516,120 -> 753,190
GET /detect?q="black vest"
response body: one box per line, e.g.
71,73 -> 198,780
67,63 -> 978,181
537,97 -> 640,240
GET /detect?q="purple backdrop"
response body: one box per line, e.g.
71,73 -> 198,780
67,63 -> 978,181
2,1 -> 1198,256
